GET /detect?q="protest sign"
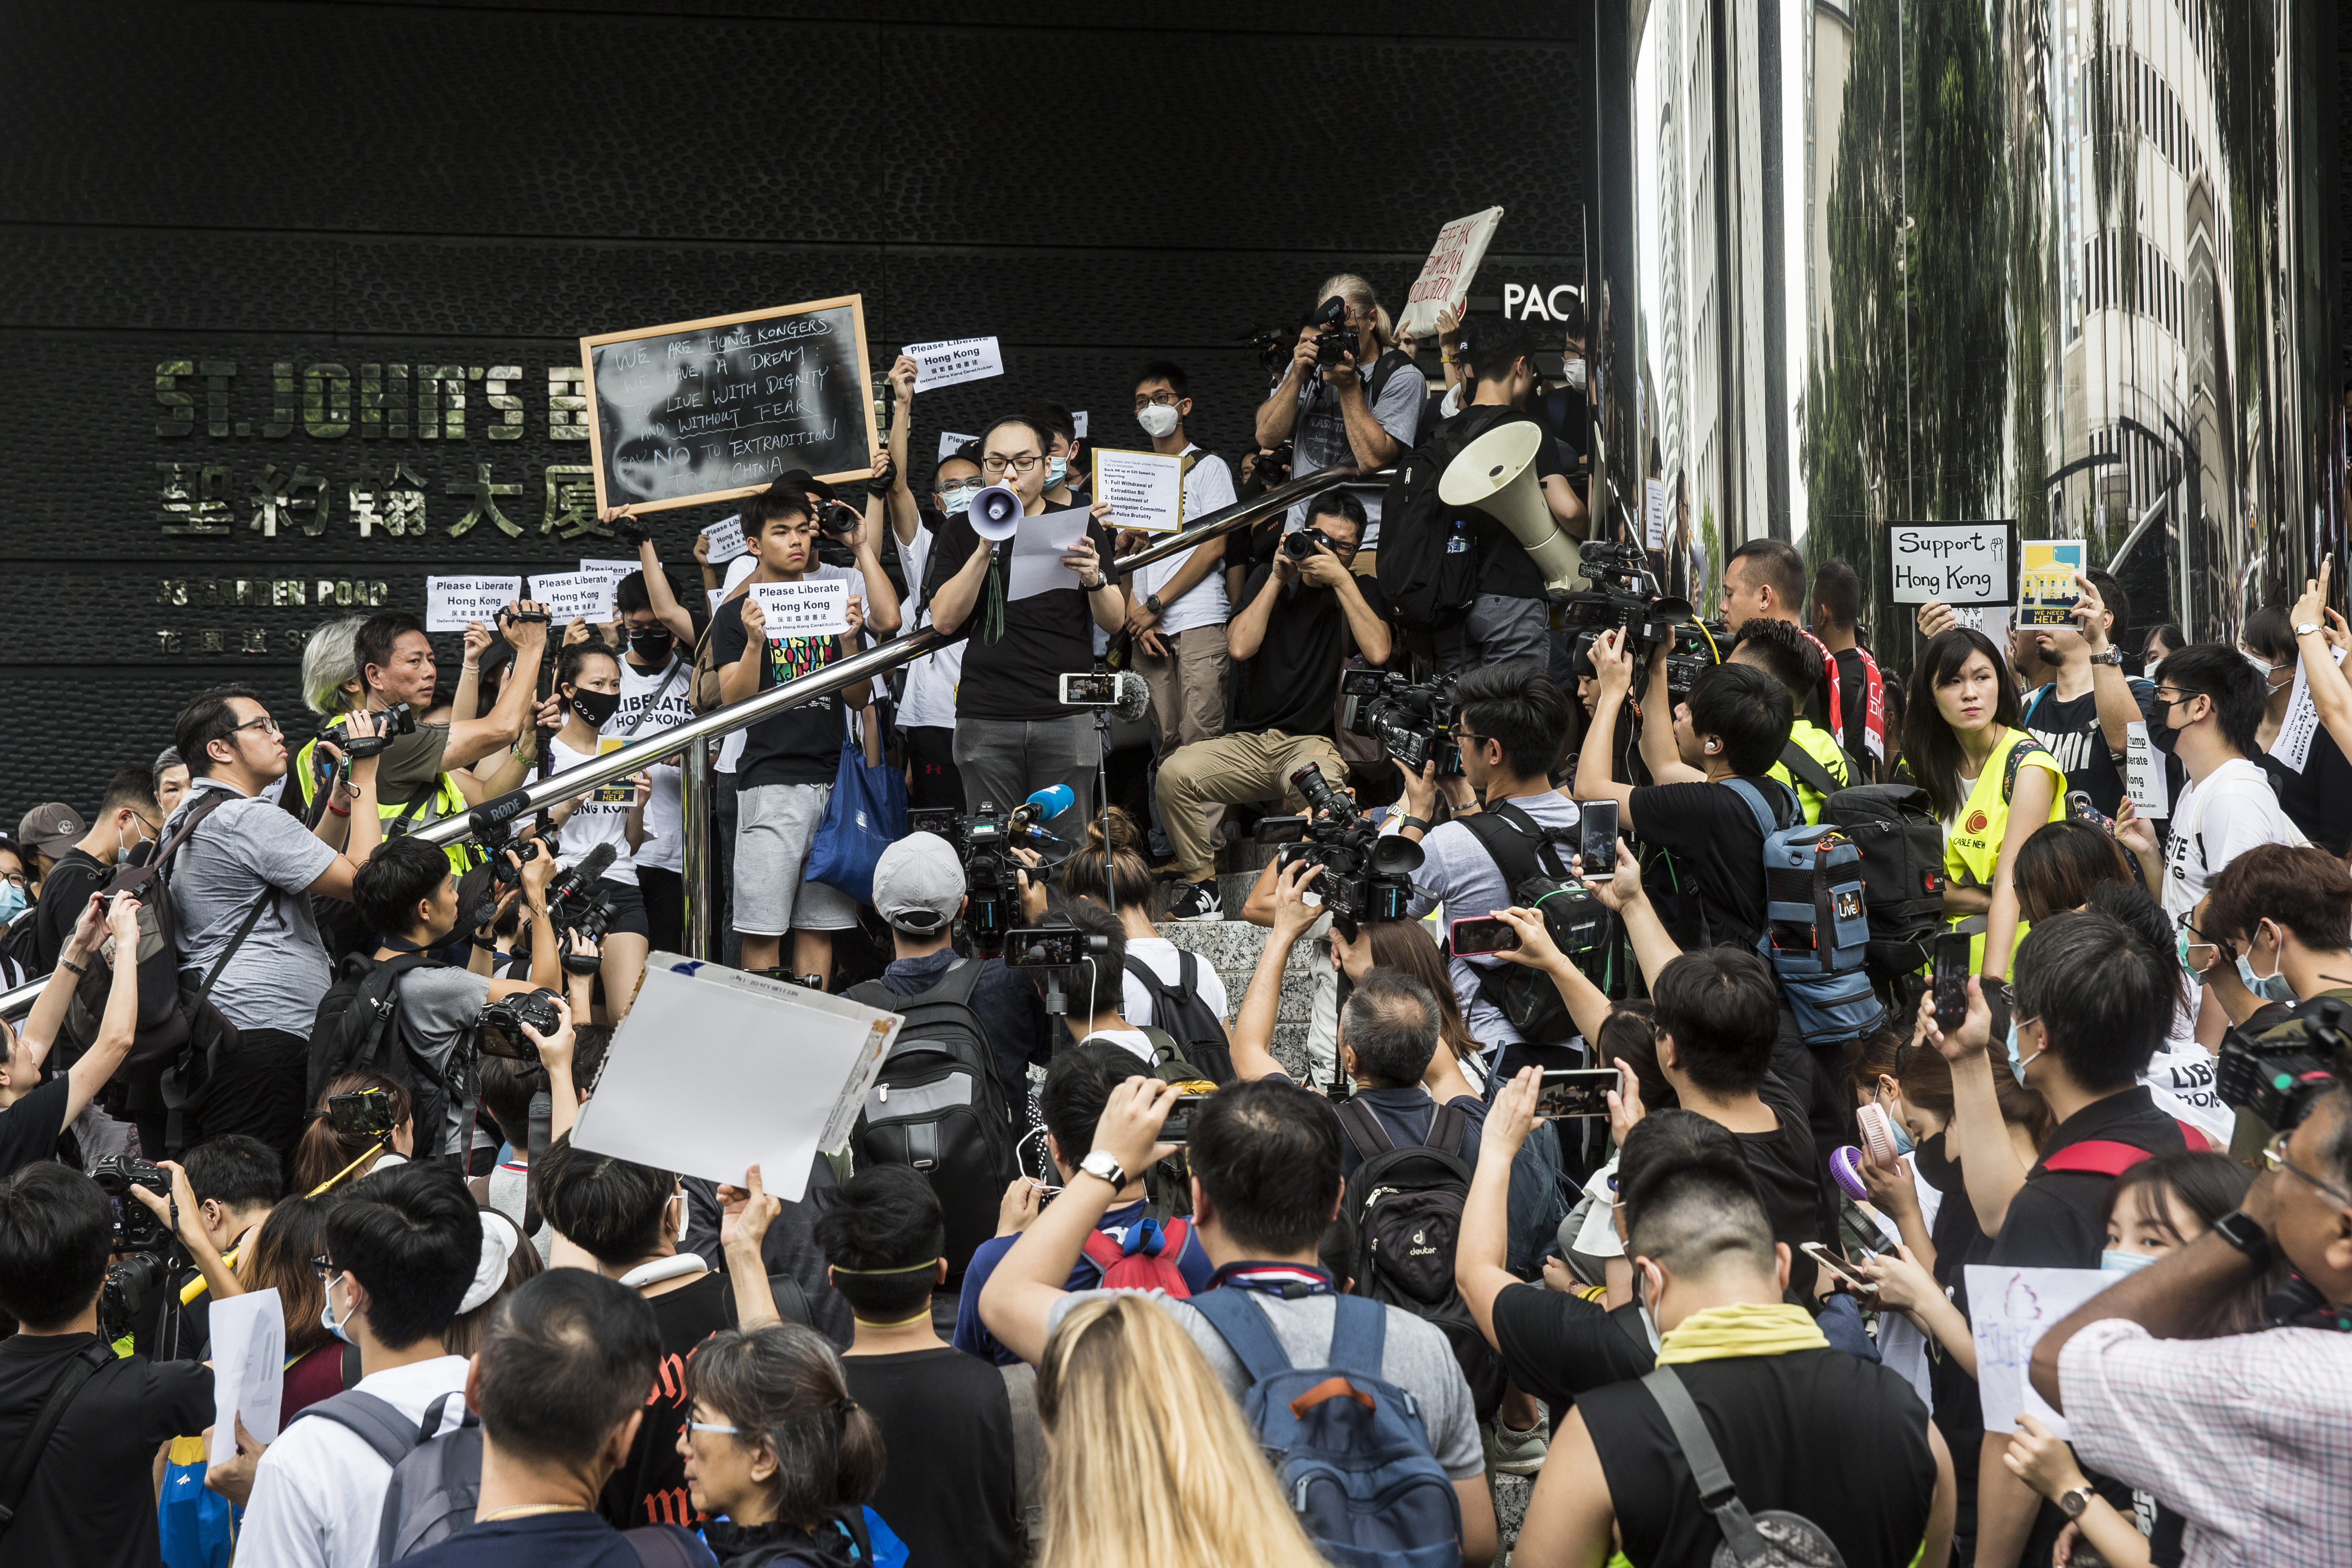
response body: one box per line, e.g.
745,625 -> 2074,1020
749,578 -> 851,637
208,1288 -> 286,1465
1398,206 -> 1506,337
2126,722 -> 2170,819
1008,508 -> 1092,600
1645,477 -> 1666,551
903,335 -> 1005,393
702,514 -> 747,563
936,432 -> 978,464
1091,448 -> 1185,534
2267,643 -> 2343,775
572,957 -> 899,1197
1965,1265 -> 2112,1439
426,575 -> 521,633
531,571 -> 615,623
581,294 -> 879,516
707,588 -> 727,614
2017,540 -> 2088,627
1886,521 -> 2017,606
580,556 -> 635,583
1072,410 -> 1088,438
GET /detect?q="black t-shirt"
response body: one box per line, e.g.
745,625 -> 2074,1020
598,1271 -> 737,1530
1231,565 -> 1393,737
28,848 -> 105,975
1582,1349 -> 1938,1568
0,1332 -> 214,1568
1431,405 -> 1567,601
841,1348 -> 1024,1568
2262,721 -> 2352,856
929,504 -> 1116,722
710,591 -> 848,790
1742,1073 -> 1828,1296
2021,679 -> 2156,819
1909,1132 -> 1991,1501
0,1076 -> 71,1182
1985,1086 -> 2195,1273
1628,777 -> 1789,948
1490,1285 -> 1653,1412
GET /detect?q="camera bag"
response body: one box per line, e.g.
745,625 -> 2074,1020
1724,779 -> 1885,1047
1812,783 -> 1948,985
1376,403 -> 1524,633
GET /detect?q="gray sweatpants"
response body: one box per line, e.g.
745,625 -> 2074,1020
952,713 -> 1101,840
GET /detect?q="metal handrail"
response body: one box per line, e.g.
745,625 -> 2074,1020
0,462 -> 1391,1016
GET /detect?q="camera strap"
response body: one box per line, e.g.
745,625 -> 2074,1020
0,1340 -> 115,1534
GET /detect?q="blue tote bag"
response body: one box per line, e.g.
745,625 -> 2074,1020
806,717 -> 906,906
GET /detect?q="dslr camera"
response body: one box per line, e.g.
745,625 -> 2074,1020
92,1154 -> 173,1252
1283,527 -> 1342,562
907,802 -> 1038,955
339,701 -> 417,760
1307,295 -> 1355,370
2217,997 -> 2348,1135
1340,670 -> 1463,777
1555,540 -> 1721,700
480,987 -> 565,1057
1256,763 -> 1428,939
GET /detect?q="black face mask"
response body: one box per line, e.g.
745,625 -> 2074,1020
2149,696 -> 2186,755
569,688 -> 622,726
628,627 -> 675,663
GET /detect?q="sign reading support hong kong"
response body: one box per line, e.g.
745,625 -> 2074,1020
1885,521 -> 2019,606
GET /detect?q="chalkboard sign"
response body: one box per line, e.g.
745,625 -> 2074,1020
579,294 -> 879,514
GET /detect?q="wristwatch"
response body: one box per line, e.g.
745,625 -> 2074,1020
1398,815 -> 1433,834
1144,593 -> 1164,616
2297,622 -> 2325,638
2212,1207 -> 2274,1269
1076,1149 -> 1126,1190
2087,649 -> 2124,666
2056,1487 -> 2092,1521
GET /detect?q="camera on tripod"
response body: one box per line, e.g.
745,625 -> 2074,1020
1254,763 -> 1429,939
2217,997 -> 2348,1135
1555,539 -> 1722,699
1340,669 -> 1463,776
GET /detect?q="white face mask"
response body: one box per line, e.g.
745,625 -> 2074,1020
1563,360 -> 1589,391
1137,403 -> 1181,439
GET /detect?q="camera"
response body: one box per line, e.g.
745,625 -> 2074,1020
1308,295 -> 1355,369
1246,326 -> 1294,382
1340,669 -> 1463,777
544,844 -> 618,973
2217,997 -> 2348,1134
609,511 -> 651,547
1283,528 -> 1341,562
1255,763 -> 1428,939
1059,672 -> 1122,706
340,701 -> 417,760
99,1251 -> 173,1343
911,802 -> 1037,955
92,1155 -> 173,1252
481,986 -> 564,1050
327,1085 -> 400,1142
1555,540 -> 1721,699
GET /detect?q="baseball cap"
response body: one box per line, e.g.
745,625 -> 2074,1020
17,804 -> 86,861
871,832 -> 966,935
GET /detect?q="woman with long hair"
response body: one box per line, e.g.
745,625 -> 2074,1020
536,638 -> 654,1019
288,1071 -> 412,1196
1901,627 -> 2065,980
1034,1294 -> 1328,1568
1058,807 -> 1230,1051
235,1196 -> 342,1424
677,1323 -> 888,1567
2012,819 -> 2135,923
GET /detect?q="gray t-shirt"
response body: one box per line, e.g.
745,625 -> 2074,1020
1044,1288 -> 1482,1480
1404,791 -> 1582,1050
1284,354 -> 1427,547
394,965 -> 491,1157
485,1161 -> 553,1262
164,782 -> 338,1036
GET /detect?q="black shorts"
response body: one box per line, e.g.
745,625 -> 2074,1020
595,876 -> 651,939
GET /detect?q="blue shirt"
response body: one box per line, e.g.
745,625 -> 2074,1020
873,949 -> 1051,1108
394,1513 -> 715,1568
953,1198 -> 1215,1365
1342,1085 -> 1488,1176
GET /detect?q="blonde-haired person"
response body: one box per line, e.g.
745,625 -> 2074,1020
1253,269 -> 1426,560
1037,1293 -> 1329,1568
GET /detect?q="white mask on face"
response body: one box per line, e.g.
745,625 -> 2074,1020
1137,403 -> 1181,439
1563,360 -> 1589,391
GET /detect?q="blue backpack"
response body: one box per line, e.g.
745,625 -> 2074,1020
1724,777 -> 1885,1047
1188,1289 -> 1465,1568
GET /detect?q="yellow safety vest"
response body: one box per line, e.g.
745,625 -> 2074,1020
1943,727 -> 2065,975
1767,720 -> 1854,826
292,734 -> 486,876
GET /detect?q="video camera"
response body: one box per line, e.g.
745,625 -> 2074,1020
1255,763 -> 1428,939
2217,997 -> 2349,1135
544,844 -> 617,974
908,801 -> 1041,956
1340,670 -> 1463,777
1555,539 -> 1721,699
336,701 -> 416,761
1245,326 -> 1295,383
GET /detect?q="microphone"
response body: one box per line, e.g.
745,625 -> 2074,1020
1009,784 -> 1074,835
1114,671 -> 1150,723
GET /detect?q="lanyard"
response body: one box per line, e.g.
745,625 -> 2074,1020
1209,1262 -> 1336,1300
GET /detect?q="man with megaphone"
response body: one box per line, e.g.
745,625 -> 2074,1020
927,413 -> 1126,843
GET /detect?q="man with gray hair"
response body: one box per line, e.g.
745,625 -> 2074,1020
1254,271 -> 1425,552
1331,969 -> 1486,1177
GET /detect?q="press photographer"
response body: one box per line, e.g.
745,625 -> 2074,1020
1154,492 -> 1392,923
1254,273 -> 1425,553
0,1162 -> 215,1565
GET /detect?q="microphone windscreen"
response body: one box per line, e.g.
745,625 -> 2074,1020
1024,784 -> 1074,820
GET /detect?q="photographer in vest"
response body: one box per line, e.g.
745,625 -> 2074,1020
1254,272 -> 1425,561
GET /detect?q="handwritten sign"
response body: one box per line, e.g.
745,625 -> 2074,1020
702,514 -> 748,564
1965,1265 -> 2113,1439
2017,540 -> 2087,627
2267,645 -> 2344,775
581,294 -> 879,516
532,571 -> 615,623
903,335 -> 1004,392
1887,521 -> 2017,606
426,575 -> 521,633
1091,448 -> 1185,535
749,578 -> 851,637
936,431 -> 978,464
1398,206 -> 1507,337
208,1288 -> 286,1465
2126,722 -> 2170,818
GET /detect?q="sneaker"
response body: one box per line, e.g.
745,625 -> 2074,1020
1165,880 -> 1223,922
1483,1413 -> 1550,1477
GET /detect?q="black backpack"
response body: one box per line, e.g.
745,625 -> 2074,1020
1335,1099 -> 1506,1420
1122,952 -> 1235,1084
305,951 -> 452,1164
845,960 -> 1018,1279
1375,403 -> 1523,633
1453,803 -> 1609,1047
1815,783 -> 1949,983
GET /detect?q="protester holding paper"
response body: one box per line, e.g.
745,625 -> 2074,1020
529,640 -> 655,1017
878,353 -> 977,809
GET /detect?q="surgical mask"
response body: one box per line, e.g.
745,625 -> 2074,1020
2177,927 -> 2210,985
1047,456 -> 1068,489
320,1275 -> 357,1345
2237,941 -> 2298,1005
0,884 -> 23,923
1563,360 -> 1588,391
2243,650 -> 2281,682
116,822 -> 142,866
569,688 -> 622,726
2100,1249 -> 2159,1275
2007,1017 -> 2042,1086
1137,403 -> 1181,439
938,483 -> 980,517
1891,1118 -> 1917,1157
628,627 -> 674,663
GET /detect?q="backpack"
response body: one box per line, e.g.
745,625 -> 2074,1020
845,960 -> 1018,1278
1723,778 -> 1885,1048
1187,1288 -> 1467,1568
1376,403 -> 1524,633
1454,803 -> 1608,1047
0,912 -> 39,987
1814,783 -> 1948,983
1641,1364 -> 1848,1568
1334,1099 -> 1506,1421
305,951 -> 453,1167
1122,952 -> 1235,1084
1078,1214 -> 1195,1296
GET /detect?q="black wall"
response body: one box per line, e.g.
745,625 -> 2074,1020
0,0 -> 1585,821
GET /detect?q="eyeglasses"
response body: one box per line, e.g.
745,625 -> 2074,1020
1132,391 -> 1182,410
2264,1129 -> 2352,1211
980,454 -> 1043,476
310,1254 -> 338,1281
0,872 -> 23,891
685,1420 -> 741,1438
230,715 -> 284,738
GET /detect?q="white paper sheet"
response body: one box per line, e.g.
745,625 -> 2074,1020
208,1287 -> 287,1464
1964,1264 -> 2113,1439
903,336 -> 1004,392
702,515 -> 747,564
1005,509 -> 1091,601
425,576 -> 521,633
748,578 -> 850,637
531,571 -> 615,623
936,432 -> 978,464
1091,448 -> 1184,534
2126,721 -> 2170,818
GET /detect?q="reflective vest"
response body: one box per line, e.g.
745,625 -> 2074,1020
292,734 -> 486,876
1768,719 -> 1855,825
1943,727 -> 2065,975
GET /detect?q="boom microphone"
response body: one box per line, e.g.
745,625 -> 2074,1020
969,484 -> 1023,542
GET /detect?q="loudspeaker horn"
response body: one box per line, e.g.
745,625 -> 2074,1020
969,483 -> 1024,541
1438,421 -> 1582,594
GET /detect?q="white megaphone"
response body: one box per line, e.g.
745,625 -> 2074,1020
969,483 -> 1024,541
1439,421 -> 1583,594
